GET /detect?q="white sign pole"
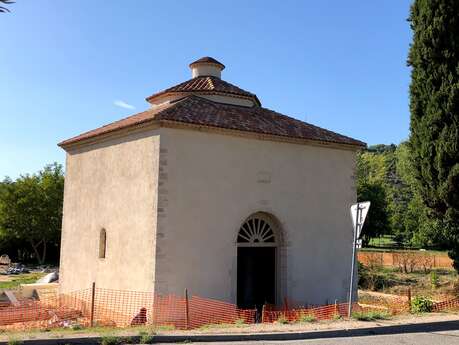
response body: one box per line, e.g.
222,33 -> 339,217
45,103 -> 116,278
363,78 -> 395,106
348,203 -> 360,318
348,201 -> 370,318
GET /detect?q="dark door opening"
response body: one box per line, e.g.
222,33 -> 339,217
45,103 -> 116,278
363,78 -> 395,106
237,247 -> 275,311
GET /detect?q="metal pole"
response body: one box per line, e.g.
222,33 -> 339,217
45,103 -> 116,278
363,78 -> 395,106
407,287 -> 412,312
90,281 -> 96,327
348,203 -> 360,318
184,288 -> 190,330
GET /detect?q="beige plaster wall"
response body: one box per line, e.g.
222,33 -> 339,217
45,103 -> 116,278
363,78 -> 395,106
59,129 -> 160,293
155,128 -> 356,306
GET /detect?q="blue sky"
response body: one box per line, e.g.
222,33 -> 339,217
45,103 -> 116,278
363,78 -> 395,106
0,1 -> 413,178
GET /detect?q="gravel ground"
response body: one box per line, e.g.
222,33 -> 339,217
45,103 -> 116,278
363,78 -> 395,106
1,312 -> 459,342
171,312 -> 459,335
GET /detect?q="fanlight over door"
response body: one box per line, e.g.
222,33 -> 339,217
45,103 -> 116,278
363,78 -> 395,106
237,217 -> 276,246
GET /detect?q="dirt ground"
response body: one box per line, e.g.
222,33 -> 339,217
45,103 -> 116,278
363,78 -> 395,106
1,312 -> 459,342
359,265 -> 458,302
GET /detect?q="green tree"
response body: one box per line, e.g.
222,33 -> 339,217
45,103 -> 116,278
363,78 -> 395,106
0,163 -> 64,264
356,150 -> 391,245
408,0 -> 459,268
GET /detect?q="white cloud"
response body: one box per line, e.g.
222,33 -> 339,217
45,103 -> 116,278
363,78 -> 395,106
114,100 -> 136,110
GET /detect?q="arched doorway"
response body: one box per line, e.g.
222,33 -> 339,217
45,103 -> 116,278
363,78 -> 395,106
237,213 -> 278,311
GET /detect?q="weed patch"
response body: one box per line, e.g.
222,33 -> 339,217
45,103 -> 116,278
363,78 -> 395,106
276,314 -> 289,324
352,311 -> 391,321
411,296 -> 433,313
297,312 -> 316,323
100,335 -> 121,345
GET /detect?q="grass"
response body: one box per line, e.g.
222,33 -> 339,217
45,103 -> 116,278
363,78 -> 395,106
297,312 -> 316,323
368,235 -> 398,248
352,311 -> 391,321
361,247 -> 448,255
332,313 -> 342,320
7,339 -> 22,345
365,236 -> 448,255
234,318 -> 245,325
359,263 -> 458,299
0,273 -> 45,290
100,335 -> 121,345
0,325 -> 160,342
154,324 -> 175,332
276,314 -> 289,324
198,320 -> 248,331
139,333 -> 156,344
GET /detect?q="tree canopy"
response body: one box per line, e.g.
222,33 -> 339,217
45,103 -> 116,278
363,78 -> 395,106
408,0 -> 459,269
0,163 -> 64,264
356,143 -> 447,249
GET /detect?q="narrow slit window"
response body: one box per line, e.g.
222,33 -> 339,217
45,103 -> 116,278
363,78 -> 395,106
99,228 -> 106,259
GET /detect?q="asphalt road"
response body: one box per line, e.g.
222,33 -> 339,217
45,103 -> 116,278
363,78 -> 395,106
154,329 -> 459,345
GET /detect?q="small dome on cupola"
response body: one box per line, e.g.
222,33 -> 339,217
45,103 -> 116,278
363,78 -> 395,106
189,56 -> 225,79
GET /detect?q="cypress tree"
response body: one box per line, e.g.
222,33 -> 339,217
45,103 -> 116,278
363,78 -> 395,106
408,0 -> 459,269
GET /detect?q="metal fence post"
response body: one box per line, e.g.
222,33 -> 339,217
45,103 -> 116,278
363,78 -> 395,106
90,282 -> 96,327
407,287 -> 412,312
184,288 -> 190,330
334,299 -> 338,317
283,297 -> 289,312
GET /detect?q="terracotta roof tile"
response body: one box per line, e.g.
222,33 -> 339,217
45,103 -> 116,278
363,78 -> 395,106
59,96 -> 365,148
189,57 -> 225,69
145,76 -> 261,106
58,102 -> 174,147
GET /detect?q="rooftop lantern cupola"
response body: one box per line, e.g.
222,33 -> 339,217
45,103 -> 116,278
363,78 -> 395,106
144,56 -> 261,108
189,57 -> 225,79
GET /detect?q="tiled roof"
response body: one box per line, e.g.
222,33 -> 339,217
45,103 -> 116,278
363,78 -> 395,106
58,102 -> 175,147
189,56 -> 225,69
59,96 -> 365,148
146,76 -> 261,106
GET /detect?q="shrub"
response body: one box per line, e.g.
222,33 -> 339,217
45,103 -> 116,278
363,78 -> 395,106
298,312 -> 316,323
411,296 -> 433,313
452,279 -> 459,296
352,311 -> 391,321
358,263 -> 394,291
430,271 -> 440,289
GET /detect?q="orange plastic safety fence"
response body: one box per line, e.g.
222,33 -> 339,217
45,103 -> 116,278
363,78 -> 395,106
262,302 -> 351,323
433,297 -> 459,312
188,296 -> 255,328
8,286 -> 457,331
0,288 -> 256,331
0,288 -> 92,330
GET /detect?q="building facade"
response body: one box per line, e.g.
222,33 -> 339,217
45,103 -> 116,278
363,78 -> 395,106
59,57 -> 365,308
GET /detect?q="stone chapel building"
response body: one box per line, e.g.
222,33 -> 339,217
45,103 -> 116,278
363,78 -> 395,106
58,57 -> 365,309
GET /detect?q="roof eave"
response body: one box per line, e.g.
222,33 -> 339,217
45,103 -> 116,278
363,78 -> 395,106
159,120 -> 366,151
58,119 -> 161,151
146,91 -> 261,107
58,117 -> 365,153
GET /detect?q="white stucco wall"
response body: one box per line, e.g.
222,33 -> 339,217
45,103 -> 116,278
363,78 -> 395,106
59,129 -> 160,293
155,127 -> 357,306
